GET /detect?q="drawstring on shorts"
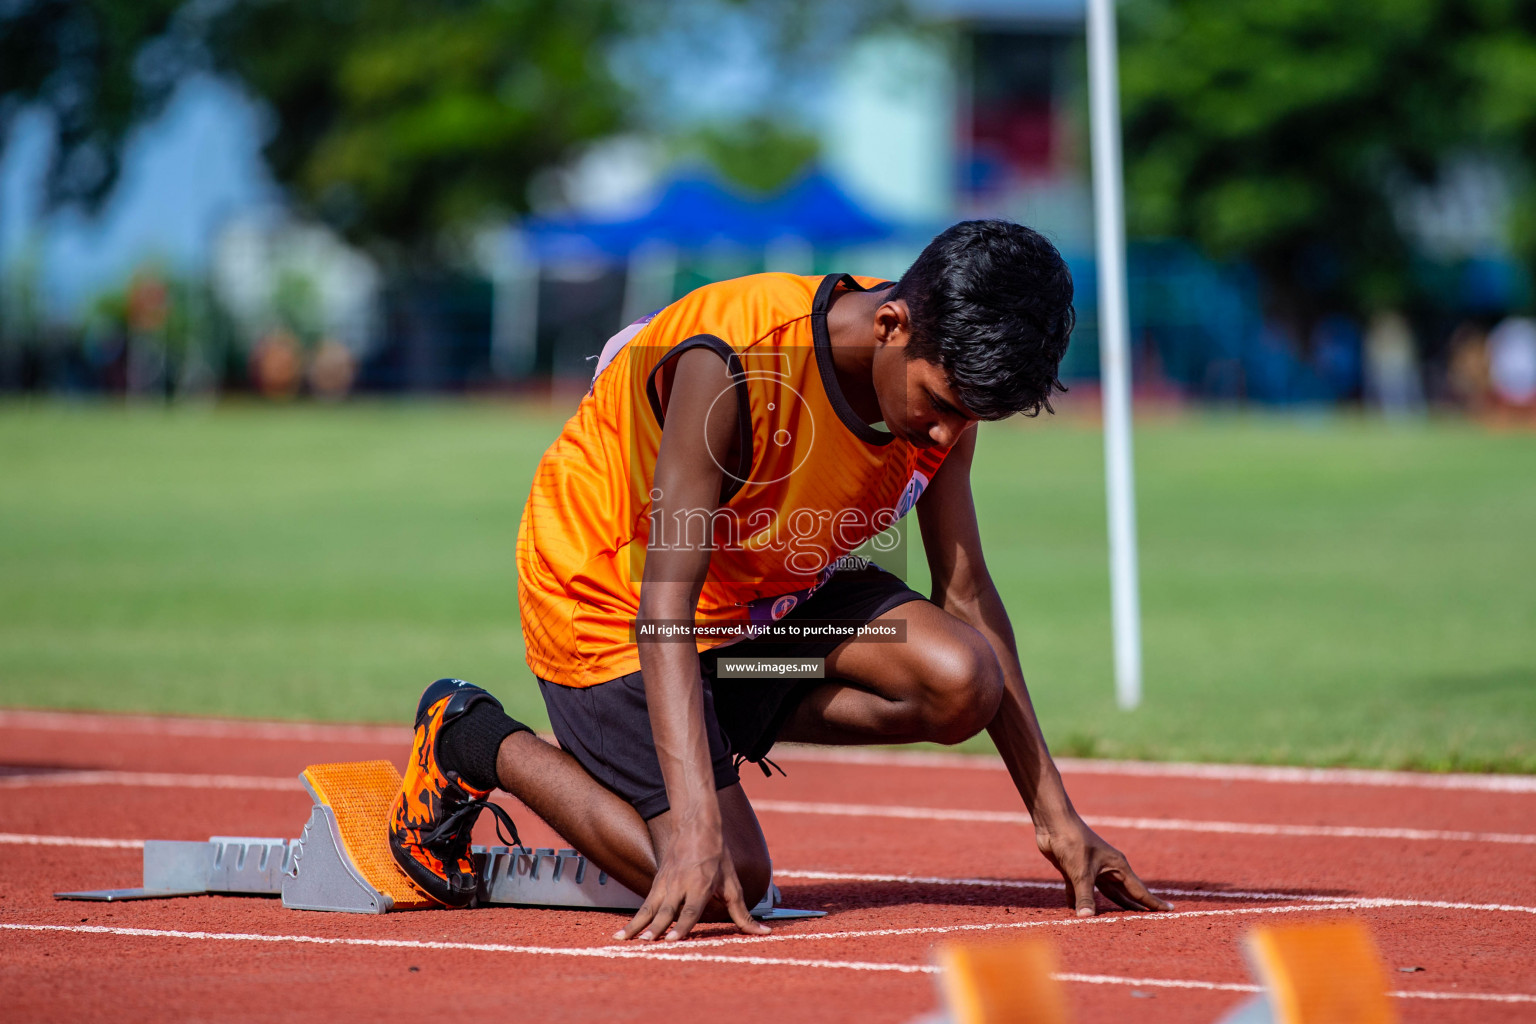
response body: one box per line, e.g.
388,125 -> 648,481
733,752 -> 788,779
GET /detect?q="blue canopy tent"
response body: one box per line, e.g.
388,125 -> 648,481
759,172 -> 895,249
521,176 -> 764,263
519,169 -> 896,261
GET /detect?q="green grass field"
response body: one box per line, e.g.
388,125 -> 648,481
2,401 -> 1532,772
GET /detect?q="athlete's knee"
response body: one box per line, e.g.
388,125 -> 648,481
733,851 -> 771,910
918,627 -> 1003,744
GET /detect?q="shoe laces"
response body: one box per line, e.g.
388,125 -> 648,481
419,793 -> 523,854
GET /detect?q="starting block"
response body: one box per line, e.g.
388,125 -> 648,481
56,759 -> 822,921
928,937 -> 1071,1024
1218,919 -> 1397,1024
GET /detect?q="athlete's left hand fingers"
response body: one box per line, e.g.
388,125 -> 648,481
617,898 -> 661,941
663,890 -> 707,942
1096,874 -> 1146,913
1063,860 -> 1100,917
1073,878 -> 1100,916
1055,845 -> 1101,917
1040,834 -> 1095,915
1097,856 -> 1173,913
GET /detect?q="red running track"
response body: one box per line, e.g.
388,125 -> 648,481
1,709 -> 1533,1023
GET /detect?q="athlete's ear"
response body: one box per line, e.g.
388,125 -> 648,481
874,299 -> 911,349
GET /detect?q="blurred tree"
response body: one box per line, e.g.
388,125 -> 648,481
683,117 -> 820,193
1,0 -> 909,260
202,0 -> 627,256
1456,2 -> 1536,275
1119,0 -> 1536,324
0,0 -> 628,257
616,0 -> 912,193
269,267 -> 323,348
0,0 -> 187,210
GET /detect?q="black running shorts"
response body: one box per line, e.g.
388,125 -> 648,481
537,564 -> 925,820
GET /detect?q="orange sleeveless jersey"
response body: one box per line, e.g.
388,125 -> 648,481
517,273 -> 954,687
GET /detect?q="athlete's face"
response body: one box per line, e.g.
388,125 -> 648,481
870,310 -> 979,449
891,355 -> 979,448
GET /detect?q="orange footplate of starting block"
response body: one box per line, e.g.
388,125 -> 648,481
1244,919 -> 1397,1024
297,760 -> 436,911
934,937 -> 1071,1024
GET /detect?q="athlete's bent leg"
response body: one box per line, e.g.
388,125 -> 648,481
778,599 -> 1004,746
493,732 -> 770,913
493,731 -> 655,896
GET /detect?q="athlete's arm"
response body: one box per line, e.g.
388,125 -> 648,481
622,345 -> 767,943
916,426 -> 1171,916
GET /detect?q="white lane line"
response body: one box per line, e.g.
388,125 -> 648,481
0,922 -> 926,974
7,708 -> 1533,794
6,922 -> 1529,1003
771,747 -> 1536,794
596,899 -> 1536,954
1087,814 -> 1536,846
1056,760 -> 1536,796
1055,973 -> 1535,1004
777,747 -> 1536,795
753,800 -> 1536,846
0,770 -> 298,792
771,870 -> 1536,914
1391,990 -> 1536,1004
1056,974 -> 1536,1004
0,835 -> 143,847
0,921 -> 702,961
1060,972 -> 1256,993
0,709 -> 410,745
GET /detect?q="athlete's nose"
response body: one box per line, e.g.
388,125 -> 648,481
928,416 -> 975,448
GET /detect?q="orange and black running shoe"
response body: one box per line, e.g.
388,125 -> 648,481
389,678 -> 522,908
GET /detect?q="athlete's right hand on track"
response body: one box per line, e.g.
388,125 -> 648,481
614,821 -> 770,942
1036,813 -> 1173,917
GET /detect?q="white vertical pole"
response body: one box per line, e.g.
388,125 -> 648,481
1086,0 -> 1144,709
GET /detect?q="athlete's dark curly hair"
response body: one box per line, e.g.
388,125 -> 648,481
890,220 -> 1074,418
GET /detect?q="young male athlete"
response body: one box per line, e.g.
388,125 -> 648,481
389,220 -> 1172,941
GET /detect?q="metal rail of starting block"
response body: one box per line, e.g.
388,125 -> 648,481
52,836 -> 297,903
56,760 -> 824,921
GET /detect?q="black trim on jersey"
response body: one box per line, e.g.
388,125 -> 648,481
811,273 -> 896,447
645,334 -> 753,504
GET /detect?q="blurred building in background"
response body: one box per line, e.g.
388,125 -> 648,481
1,0 -> 1533,412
